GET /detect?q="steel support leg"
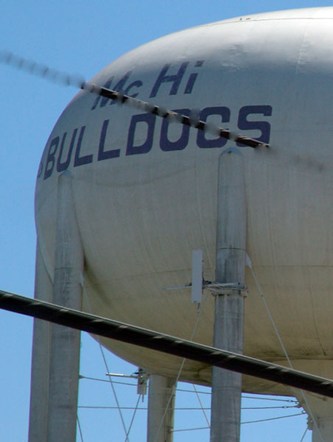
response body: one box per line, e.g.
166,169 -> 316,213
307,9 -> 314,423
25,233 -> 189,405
312,420 -> 333,442
210,148 -> 246,442
48,172 -> 83,442
28,241 -> 52,441
29,171 -> 83,442
147,374 -> 176,442
306,395 -> 333,442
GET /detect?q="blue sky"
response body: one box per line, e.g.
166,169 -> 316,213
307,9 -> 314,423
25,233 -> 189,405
1,1 -> 332,440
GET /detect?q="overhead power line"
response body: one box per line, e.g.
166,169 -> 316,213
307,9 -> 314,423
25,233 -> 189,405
1,289 -> 333,398
0,50 -> 268,149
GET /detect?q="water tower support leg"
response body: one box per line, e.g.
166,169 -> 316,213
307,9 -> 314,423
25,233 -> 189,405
295,385 -> 333,442
48,171 -> 83,442
312,419 -> 333,442
210,148 -> 246,442
147,374 -> 176,442
28,241 -> 53,441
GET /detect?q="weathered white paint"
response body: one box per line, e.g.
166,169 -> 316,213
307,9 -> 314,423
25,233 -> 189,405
210,149 -> 246,442
35,8 -> 333,399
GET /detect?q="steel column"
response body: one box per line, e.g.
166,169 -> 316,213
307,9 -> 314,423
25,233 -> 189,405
307,382 -> 333,442
29,171 -> 83,442
210,148 -> 246,442
147,374 -> 176,442
28,241 -> 53,441
47,171 -> 83,442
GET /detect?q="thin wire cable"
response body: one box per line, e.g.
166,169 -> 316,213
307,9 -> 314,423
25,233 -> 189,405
171,412 -> 306,433
172,425 -> 210,433
176,387 -> 298,404
176,387 -> 211,395
77,415 -> 84,442
152,298 -> 207,441
248,261 -> 293,368
0,50 -> 85,86
124,395 -> 142,442
99,343 -> 130,441
242,395 -> 297,403
243,405 -> 298,410
78,404 -> 297,411
192,384 -> 210,426
242,411 -> 306,425
80,374 -> 136,387
79,405 -> 146,410
248,258 -> 323,442
81,285 -> 131,441
300,426 -> 309,442
81,309 -> 305,442
172,411 -> 307,433
0,50 -> 268,149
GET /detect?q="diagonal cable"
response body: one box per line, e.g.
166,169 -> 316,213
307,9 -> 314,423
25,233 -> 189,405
99,343 -> 130,441
0,50 -> 268,149
152,296 -> 208,441
248,258 -> 324,442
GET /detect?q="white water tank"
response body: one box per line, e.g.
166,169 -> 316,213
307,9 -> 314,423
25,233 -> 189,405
36,7 -> 333,395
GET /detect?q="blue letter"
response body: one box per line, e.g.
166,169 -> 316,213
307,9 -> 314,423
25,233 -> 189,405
57,129 -> 77,172
124,80 -> 143,98
150,63 -> 189,98
37,158 -> 44,179
184,60 -> 204,94
160,108 -> 190,151
44,136 -> 59,179
126,113 -> 156,155
91,72 -> 134,110
74,126 -> 92,167
98,120 -> 120,160
237,105 -> 272,146
197,106 -> 230,148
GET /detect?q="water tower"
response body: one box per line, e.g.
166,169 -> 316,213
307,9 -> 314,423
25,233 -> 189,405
29,7 -> 333,441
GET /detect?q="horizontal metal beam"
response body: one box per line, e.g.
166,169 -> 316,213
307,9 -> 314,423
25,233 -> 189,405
1,289 -> 333,398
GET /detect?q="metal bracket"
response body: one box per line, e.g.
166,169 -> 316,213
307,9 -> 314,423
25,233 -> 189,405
136,368 -> 148,398
106,367 -> 148,398
205,282 -> 247,296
